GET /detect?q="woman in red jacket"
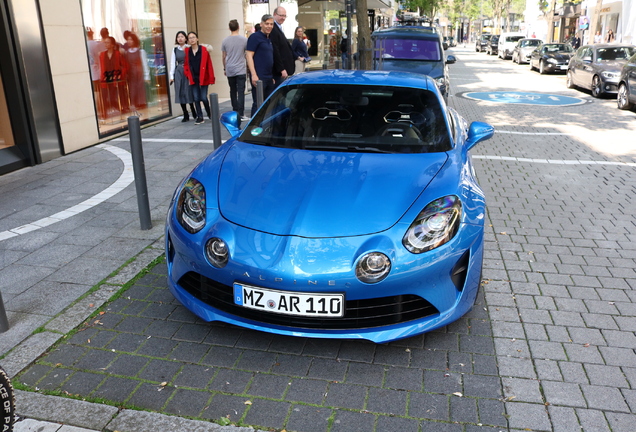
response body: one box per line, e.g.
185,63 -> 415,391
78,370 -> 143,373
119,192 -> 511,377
184,31 -> 215,125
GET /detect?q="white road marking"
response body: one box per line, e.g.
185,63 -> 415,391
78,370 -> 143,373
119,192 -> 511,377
0,144 -> 134,242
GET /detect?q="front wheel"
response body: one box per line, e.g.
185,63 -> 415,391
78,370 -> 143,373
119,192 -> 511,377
592,75 -> 602,98
617,83 -> 634,110
566,70 -> 575,88
539,60 -> 546,74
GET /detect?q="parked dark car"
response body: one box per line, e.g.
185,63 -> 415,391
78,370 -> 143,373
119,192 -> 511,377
475,34 -> 492,52
372,26 -> 457,101
567,44 -> 636,98
447,36 -> 457,47
486,35 -> 500,56
530,43 -> 574,74
512,38 -> 543,64
616,52 -> 636,109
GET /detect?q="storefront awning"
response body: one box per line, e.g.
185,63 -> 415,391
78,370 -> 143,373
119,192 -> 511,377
298,0 -> 392,9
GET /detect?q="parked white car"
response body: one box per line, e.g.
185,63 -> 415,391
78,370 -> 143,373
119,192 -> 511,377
498,32 -> 526,60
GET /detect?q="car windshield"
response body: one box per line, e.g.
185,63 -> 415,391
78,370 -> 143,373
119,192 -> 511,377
375,38 -> 441,61
239,84 -> 452,154
521,39 -> 541,47
596,46 -> 636,61
506,36 -> 524,43
543,44 -> 572,53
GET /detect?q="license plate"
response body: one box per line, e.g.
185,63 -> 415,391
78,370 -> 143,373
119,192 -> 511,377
234,283 -> 344,318
560,65 -> 568,70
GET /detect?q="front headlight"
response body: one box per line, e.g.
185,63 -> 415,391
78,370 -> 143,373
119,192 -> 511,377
403,196 -> 462,254
547,58 -> 558,64
176,178 -> 206,233
356,252 -> 391,284
206,237 -> 229,268
435,77 -> 447,88
601,71 -> 619,79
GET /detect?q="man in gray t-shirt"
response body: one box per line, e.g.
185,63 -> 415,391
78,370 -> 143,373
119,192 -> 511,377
222,19 -> 248,121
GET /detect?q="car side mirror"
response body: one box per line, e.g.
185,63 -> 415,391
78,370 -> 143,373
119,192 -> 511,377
465,121 -> 494,151
220,111 -> 241,137
446,55 -> 457,64
582,56 -> 592,62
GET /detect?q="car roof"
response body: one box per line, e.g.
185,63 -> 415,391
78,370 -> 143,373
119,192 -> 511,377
284,69 -> 438,93
372,26 -> 441,39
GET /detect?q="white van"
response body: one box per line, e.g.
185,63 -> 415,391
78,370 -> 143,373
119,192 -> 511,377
498,32 -> 526,59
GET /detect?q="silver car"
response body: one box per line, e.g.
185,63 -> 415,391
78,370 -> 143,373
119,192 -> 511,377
567,44 -> 636,97
512,38 -> 543,64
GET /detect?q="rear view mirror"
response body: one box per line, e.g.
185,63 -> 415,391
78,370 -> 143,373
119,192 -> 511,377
220,111 -> 241,137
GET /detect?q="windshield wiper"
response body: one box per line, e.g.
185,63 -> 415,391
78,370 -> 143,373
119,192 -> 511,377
304,145 -> 392,153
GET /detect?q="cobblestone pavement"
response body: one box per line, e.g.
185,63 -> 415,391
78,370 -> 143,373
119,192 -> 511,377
5,47 -> 636,431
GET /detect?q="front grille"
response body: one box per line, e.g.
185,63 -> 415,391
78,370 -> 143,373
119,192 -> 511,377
178,272 -> 439,330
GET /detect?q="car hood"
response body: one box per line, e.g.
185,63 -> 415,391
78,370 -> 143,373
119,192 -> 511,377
376,59 -> 444,80
217,142 -> 448,237
595,60 -> 628,71
546,52 -> 572,61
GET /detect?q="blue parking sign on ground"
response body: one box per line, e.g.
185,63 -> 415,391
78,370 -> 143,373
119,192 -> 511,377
462,91 -> 586,106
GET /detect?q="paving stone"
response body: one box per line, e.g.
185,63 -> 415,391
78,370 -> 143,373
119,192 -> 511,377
548,405 -> 582,432
558,361 -> 589,384
450,395 -> 478,423
302,338 -> 341,358
307,357 -> 348,381
502,377 -> 543,403
541,380 -> 586,407
235,350 -> 277,372
409,348 -> 447,370
364,387 -> 406,415
198,393 -> 248,423
344,361 -> 385,386
246,373 -> 289,399
324,382 -> 366,410
172,364 -> 215,389
337,341 -> 376,363
59,371 -> 105,395
127,382 -> 175,411
285,405 -> 332,432
208,368 -> 252,393
375,415 -> 419,432
201,345 -> 242,367
267,334 -> 306,355
462,373 -> 502,398
271,353 -> 313,376
528,340 -> 567,360
202,326 -> 242,346
168,341 -> 210,363
330,410 -> 375,432
105,332 -> 148,353
137,359 -> 182,383
606,412 -> 636,432
423,369 -> 462,394
477,398 -> 507,427
90,376 -> 139,402
384,366 -> 423,390
498,356 -> 536,379
163,388 -> 211,417
585,364 -> 630,388
105,353 -> 149,377
505,402 -> 551,431
408,392 -> 448,420
285,378 -> 327,404
242,398 -> 290,430
582,384 -> 630,412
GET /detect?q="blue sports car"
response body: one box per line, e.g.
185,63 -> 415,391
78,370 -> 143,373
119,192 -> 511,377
165,70 -> 494,343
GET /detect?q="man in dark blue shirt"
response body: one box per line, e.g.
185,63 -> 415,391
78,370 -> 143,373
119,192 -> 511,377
246,14 -> 275,116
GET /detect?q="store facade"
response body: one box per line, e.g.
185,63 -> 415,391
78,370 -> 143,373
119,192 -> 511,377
0,0 -> 393,175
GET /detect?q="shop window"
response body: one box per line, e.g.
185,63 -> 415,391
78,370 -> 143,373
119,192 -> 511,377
0,70 -> 15,150
81,0 -> 170,137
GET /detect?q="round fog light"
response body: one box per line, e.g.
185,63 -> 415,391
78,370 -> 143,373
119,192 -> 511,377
356,252 -> 391,284
206,237 -> 229,268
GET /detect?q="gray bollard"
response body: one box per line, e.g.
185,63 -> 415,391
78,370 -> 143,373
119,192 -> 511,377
256,80 -> 264,108
208,93 -> 222,150
335,60 -> 341,69
127,116 -> 152,230
322,63 -> 327,70
0,291 -> 9,332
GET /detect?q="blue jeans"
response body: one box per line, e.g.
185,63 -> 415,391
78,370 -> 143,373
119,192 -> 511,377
227,75 -> 246,117
190,84 -> 210,119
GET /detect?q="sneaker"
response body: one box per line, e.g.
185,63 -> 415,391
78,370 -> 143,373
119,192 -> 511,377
240,116 -> 251,122
194,117 -> 204,125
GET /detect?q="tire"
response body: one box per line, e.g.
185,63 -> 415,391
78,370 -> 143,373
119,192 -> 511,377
566,70 -> 575,88
617,83 -> 634,110
592,75 -> 602,98
0,367 -> 15,432
539,60 -> 546,74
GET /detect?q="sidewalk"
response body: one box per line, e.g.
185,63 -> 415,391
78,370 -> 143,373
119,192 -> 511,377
1,97 -> 260,431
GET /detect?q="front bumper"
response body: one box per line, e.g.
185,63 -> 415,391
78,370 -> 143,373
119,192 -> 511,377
165,209 -> 484,344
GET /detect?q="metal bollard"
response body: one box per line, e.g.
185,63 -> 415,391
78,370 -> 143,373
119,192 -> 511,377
0,291 -> 9,332
127,116 -> 152,230
322,63 -> 327,70
256,80 -> 264,108
335,60 -> 341,69
208,93 -> 222,150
